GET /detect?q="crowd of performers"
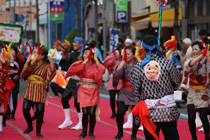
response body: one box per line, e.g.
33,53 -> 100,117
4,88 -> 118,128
1,28 -> 210,140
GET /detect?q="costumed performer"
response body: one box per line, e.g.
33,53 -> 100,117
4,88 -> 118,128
131,35 -> 180,140
20,44 -> 56,138
65,47 -> 105,138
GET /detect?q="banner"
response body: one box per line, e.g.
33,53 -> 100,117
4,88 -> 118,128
50,0 -> 64,21
0,23 -> 23,45
110,29 -> 119,53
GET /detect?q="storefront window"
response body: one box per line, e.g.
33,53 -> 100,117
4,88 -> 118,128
194,0 -> 198,17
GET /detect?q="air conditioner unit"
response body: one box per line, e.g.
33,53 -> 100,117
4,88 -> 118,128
11,0 -> 15,8
26,0 -> 30,7
1,5 -> 6,12
5,1 -> 10,9
32,0 -> 36,6
20,0 -> 24,7
16,0 -> 20,7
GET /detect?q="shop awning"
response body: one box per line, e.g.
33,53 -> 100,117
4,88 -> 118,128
131,12 -> 155,30
150,8 -> 182,28
131,17 -> 150,30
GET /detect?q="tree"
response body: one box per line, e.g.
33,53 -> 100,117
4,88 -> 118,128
65,0 -> 81,31
66,28 -> 79,50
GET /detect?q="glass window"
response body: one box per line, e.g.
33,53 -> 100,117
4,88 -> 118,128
197,0 -> 203,16
194,0 -> 198,17
207,0 -> 210,16
203,0 -> 206,16
189,0 -> 194,18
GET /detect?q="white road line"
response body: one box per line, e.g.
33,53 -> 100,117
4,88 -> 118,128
7,121 -> 34,140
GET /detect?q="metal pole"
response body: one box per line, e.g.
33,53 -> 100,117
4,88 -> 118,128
158,6 -> 162,46
102,0 -> 106,59
47,1 -> 49,48
9,0 -> 16,24
36,0 -> 40,42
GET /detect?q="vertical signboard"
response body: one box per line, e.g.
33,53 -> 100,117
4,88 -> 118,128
116,0 -> 127,23
50,0 -> 64,21
110,29 -> 119,53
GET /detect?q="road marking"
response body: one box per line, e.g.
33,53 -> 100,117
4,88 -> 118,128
7,121 -> 34,140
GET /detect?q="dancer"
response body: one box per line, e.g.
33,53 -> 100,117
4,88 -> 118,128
58,37 -> 84,130
20,44 -> 56,138
103,48 -> 122,118
8,45 -> 23,120
0,45 -> 9,132
113,46 -> 140,140
181,41 -> 210,140
65,47 -> 105,138
131,35 -> 180,140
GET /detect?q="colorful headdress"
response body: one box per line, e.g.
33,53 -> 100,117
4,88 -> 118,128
62,40 -> 71,48
140,41 -> 163,67
74,37 -> 85,55
198,40 -> 204,48
164,36 -> 177,50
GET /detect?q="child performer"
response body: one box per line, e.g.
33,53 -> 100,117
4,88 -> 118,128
20,44 -> 56,138
65,47 -> 106,138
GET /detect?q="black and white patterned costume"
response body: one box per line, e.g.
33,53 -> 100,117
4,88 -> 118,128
131,54 -> 180,122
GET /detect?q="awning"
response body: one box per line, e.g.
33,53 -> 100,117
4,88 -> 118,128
150,8 -> 182,28
131,17 -> 150,30
131,12 -> 156,30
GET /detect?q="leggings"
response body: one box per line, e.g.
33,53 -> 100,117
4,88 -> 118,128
116,101 -> 140,138
61,92 -> 80,112
82,105 -> 97,131
11,91 -> 19,117
187,104 -> 209,140
50,82 -> 65,96
23,99 -> 45,127
109,90 -> 119,115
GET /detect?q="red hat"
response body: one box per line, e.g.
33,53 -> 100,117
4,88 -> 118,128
164,35 -> 177,50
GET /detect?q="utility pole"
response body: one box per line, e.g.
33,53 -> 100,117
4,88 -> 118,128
94,0 -> 98,47
9,0 -> 15,24
36,0 -> 40,42
102,0 -> 106,59
173,0 -> 179,39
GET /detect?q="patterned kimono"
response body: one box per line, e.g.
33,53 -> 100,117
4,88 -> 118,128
0,62 -> 8,103
182,57 -> 210,108
103,53 -> 122,90
20,61 -> 56,103
131,55 -> 180,122
113,59 -> 139,105
65,60 -> 106,108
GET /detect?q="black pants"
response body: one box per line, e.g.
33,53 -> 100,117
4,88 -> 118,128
116,101 -> 140,139
50,82 -> 65,96
143,121 -> 180,140
187,104 -> 209,140
109,90 -> 119,115
22,99 -> 45,129
61,92 -> 80,112
11,91 -> 19,118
